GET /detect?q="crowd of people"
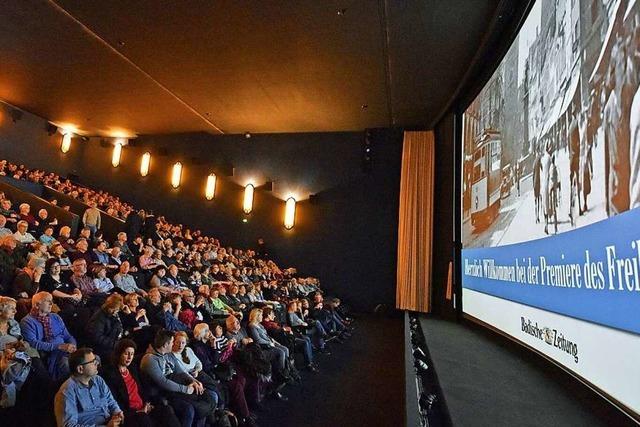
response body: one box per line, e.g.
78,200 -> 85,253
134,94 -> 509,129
0,160 -> 354,427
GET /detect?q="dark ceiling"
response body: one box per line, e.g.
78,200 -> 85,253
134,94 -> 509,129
0,0 -> 500,136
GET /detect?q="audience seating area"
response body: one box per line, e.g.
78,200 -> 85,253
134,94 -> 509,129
0,159 -> 355,427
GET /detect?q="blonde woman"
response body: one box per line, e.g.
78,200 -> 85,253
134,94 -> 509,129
0,296 -> 38,357
247,308 -> 290,374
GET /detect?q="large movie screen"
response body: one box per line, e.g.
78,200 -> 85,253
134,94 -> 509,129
461,0 -> 640,418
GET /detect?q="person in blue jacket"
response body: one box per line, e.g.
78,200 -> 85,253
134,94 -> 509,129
20,291 -> 77,381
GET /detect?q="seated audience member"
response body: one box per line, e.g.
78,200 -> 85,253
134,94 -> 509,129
17,204 -> 37,232
210,264 -> 229,283
226,284 -> 247,313
287,300 -> 329,349
86,294 -> 124,360
170,331 -> 221,411
70,238 -> 93,265
11,256 -> 44,300
54,347 -> 123,427
262,306 -> 318,370
0,199 -> 19,227
120,293 -> 153,349
114,261 -> 147,297
58,226 -> 75,252
138,246 -> 159,272
310,293 -> 348,337
70,258 -> 107,306
0,297 -> 54,426
0,236 -> 23,295
39,225 -> 57,246
196,285 -> 223,321
210,286 -> 240,319
200,266 -> 213,286
146,288 -> 189,332
187,270 -> 202,288
149,266 -> 173,296
35,209 -> 58,236
39,258 -> 83,314
101,339 -> 180,427
191,323 -> 255,426
109,245 -> 125,269
113,232 -> 135,261
152,249 -> 167,268
129,235 -> 145,259
0,215 -> 13,237
0,296 -> 40,360
237,285 -> 252,307
92,240 -> 112,266
162,264 -> 188,292
0,296 -> 24,351
21,291 -> 77,380
177,289 -> 205,329
28,241 -> 50,265
93,265 -> 116,294
247,308 -> 290,378
140,329 -> 215,427
228,313 -> 287,403
13,220 -> 36,245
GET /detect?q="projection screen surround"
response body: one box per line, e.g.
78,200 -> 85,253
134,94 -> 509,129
461,0 -> 640,419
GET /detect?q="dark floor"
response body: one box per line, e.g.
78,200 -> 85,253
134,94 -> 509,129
420,316 -> 638,427
260,313 -> 405,427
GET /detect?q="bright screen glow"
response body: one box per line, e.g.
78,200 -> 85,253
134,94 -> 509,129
461,0 -> 640,419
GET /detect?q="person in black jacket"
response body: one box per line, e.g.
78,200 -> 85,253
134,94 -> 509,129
86,294 -> 124,359
101,339 -> 180,427
124,210 -> 145,244
142,211 -> 158,240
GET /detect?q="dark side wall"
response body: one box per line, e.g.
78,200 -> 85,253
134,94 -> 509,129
432,112 -> 456,318
0,103 -> 403,311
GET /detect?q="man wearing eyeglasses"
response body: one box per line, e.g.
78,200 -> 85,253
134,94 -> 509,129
55,347 -> 124,427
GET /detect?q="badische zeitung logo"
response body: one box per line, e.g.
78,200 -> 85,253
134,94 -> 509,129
521,317 -> 579,363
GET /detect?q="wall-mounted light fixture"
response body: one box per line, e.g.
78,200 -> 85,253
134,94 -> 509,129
140,152 -> 151,176
205,173 -> 217,200
243,184 -> 255,214
112,141 -> 123,167
171,162 -> 183,188
284,197 -> 296,229
60,132 -> 72,153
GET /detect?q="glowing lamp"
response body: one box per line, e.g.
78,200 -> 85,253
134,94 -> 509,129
243,184 -> 255,214
205,173 -> 217,200
140,152 -> 151,176
171,162 -> 183,188
112,142 -> 123,167
60,133 -> 72,153
284,197 -> 296,229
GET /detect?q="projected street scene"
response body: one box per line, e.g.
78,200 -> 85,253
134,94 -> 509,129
463,0 -> 640,248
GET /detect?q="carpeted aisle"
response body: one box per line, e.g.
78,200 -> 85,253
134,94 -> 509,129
260,314 -> 405,427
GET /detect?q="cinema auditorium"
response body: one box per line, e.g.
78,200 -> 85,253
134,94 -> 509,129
0,1 -> 639,426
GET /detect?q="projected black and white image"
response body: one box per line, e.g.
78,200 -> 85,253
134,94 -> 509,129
462,0 -> 640,249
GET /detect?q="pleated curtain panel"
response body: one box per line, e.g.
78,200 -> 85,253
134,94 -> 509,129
396,131 -> 435,313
